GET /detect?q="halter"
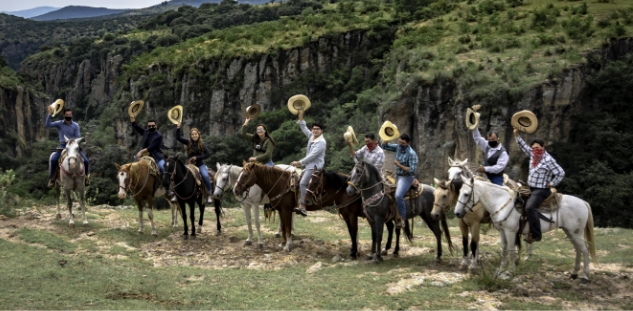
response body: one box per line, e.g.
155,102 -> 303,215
214,165 -> 232,199
347,164 -> 383,194
457,179 -> 478,213
118,164 -> 151,198
234,165 -> 255,203
306,170 -> 345,205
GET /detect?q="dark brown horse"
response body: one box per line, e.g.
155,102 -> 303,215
234,162 -> 299,251
304,169 -> 363,258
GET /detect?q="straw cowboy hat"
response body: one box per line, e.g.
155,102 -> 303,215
128,100 -> 145,119
465,104 -> 481,130
511,110 -> 538,134
343,126 -> 359,146
287,94 -> 311,115
379,121 -> 400,142
49,99 -> 64,117
167,105 -> 183,125
246,103 -> 261,120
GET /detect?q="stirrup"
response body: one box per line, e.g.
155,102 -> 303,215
293,206 -> 308,217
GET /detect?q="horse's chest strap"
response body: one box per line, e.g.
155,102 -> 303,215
364,191 -> 384,206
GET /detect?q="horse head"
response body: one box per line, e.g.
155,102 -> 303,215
64,137 -> 83,171
447,157 -> 473,182
163,156 -> 179,190
234,161 -> 258,196
431,178 -> 456,221
346,161 -> 371,196
454,172 -> 476,219
115,163 -> 131,199
305,166 -> 323,206
213,163 -> 232,199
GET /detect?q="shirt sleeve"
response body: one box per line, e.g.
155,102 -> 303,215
175,128 -> 189,145
376,149 -> 385,170
45,115 -> 61,129
381,143 -> 397,152
74,123 -> 81,139
515,136 -> 531,156
354,146 -> 366,161
146,134 -> 162,152
547,158 -> 565,186
298,120 -> 312,139
300,140 -> 326,166
131,121 -> 146,135
472,129 -> 488,152
407,150 -> 418,174
240,125 -> 254,141
485,150 -> 508,174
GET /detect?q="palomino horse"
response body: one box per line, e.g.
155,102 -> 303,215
234,162 -> 299,251
304,169 -> 364,258
346,160 -> 452,263
454,172 -> 597,282
116,157 -> 179,235
55,137 -> 87,227
213,163 -> 295,248
434,157 -> 533,271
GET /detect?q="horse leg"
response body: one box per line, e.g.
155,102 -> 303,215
253,204 -> 263,248
373,218 -> 385,263
170,199 -> 179,229
275,218 -> 282,238
189,201 -> 196,238
279,208 -> 292,251
343,212 -> 358,259
78,186 -> 88,226
283,208 -> 293,252
525,240 -> 534,261
394,225 -> 401,258
469,220 -> 481,272
421,213 -> 443,262
500,229 -> 517,279
66,190 -> 74,227
147,197 -> 157,236
197,196 -> 205,234
381,220 -> 394,257
459,219 -> 470,270
179,199 -> 189,239
242,203 -> 253,246
136,198 -> 144,234
213,198 -> 221,236
562,228 -> 586,281
55,184 -> 62,220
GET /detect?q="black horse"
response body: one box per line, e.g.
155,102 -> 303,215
346,160 -> 453,263
163,156 -> 222,239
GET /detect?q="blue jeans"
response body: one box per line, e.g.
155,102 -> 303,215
157,159 -> 165,175
487,174 -> 504,186
49,144 -> 89,178
395,175 -> 415,221
198,164 -> 213,192
265,160 -> 274,167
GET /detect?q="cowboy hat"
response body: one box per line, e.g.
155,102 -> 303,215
246,103 -> 261,120
343,126 -> 359,146
167,105 -> 183,125
49,99 -> 64,117
128,100 -> 145,119
511,110 -> 538,134
287,94 -> 311,115
465,105 -> 481,130
379,121 -> 400,142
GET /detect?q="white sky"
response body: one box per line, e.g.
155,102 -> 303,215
1,0 -> 165,12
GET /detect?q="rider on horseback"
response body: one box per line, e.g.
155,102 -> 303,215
176,122 -> 213,204
381,133 -> 418,229
46,107 -> 89,188
241,117 -> 277,211
130,116 -> 169,196
290,110 -> 326,217
346,133 -> 385,172
471,129 -> 509,186
514,127 -> 565,242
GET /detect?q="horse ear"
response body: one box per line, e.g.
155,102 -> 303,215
462,158 -> 468,166
448,157 -> 454,166
115,163 -> 121,170
433,178 -> 441,186
216,162 -> 221,171
75,137 -> 83,144
64,135 -> 69,142
243,160 -> 247,166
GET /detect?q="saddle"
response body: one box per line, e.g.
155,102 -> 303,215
383,172 -> 423,200
514,185 -> 562,213
140,156 -> 160,177
185,164 -> 203,186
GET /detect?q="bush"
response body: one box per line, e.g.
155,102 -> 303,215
156,34 -> 181,47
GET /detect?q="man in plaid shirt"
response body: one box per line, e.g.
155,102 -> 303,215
514,127 -> 565,242
346,133 -> 385,172
381,133 -> 418,228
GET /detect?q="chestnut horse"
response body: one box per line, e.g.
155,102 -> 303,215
234,162 -> 299,251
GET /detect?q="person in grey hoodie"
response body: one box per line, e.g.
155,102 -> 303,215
290,110 -> 326,217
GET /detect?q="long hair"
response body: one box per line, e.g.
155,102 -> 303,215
251,124 -> 276,147
186,128 -> 205,155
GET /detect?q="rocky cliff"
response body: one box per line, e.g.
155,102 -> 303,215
0,85 -> 47,157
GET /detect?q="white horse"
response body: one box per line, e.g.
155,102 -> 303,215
453,171 -> 597,282
56,137 -> 87,227
213,163 -> 295,248
446,157 -> 534,270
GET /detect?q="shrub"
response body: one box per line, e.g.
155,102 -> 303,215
156,34 -> 181,47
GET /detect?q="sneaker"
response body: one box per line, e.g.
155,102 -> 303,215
293,206 -> 308,217
206,195 -> 213,204
524,233 -> 542,243
171,195 -> 177,202
166,189 -> 174,196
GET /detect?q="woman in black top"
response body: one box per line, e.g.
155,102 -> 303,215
176,122 -> 213,203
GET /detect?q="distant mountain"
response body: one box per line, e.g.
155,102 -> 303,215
31,6 -> 129,21
2,6 -> 60,18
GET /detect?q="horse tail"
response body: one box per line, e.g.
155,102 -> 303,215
585,202 -> 597,265
441,211 -> 454,255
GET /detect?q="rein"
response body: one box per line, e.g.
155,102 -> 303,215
120,165 -> 151,198
60,156 -> 85,178
169,159 -> 198,201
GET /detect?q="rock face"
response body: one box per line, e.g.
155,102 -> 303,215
0,86 -> 47,157
383,38 -> 633,182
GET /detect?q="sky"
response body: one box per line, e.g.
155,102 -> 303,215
1,0 -> 165,12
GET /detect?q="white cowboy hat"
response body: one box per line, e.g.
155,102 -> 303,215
465,105 -> 481,130
287,94 -> 311,115
49,99 -> 64,117
379,121 -> 400,142
167,105 -> 183,125
511,110 -> 538,134
128,100 -> 145,119
246,103 -> 261,120
343,126 -> 359,146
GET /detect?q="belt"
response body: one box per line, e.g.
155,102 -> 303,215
396,173 -> 413,177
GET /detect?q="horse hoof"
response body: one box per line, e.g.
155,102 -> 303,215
275,233 -> 281,238
69,223 -> 75,228
372,258 -> 380,264
190,235 -> 196,240
196,228 -> 202,234
244,241 -> 253,246
138,231 -> 143,235
55,214 -> 62,220
381,249 -> 388,256
83,223 -> 89,227
366,254 -> 374,261
258,243 -> 264,249
216,230 -> 221,236
435,257 -> 441,264
283,247 -> 291,252
291,233 -> 295,237
393,253 -> 400,258
571,274 -> 578,280
460,264 -> 468,270
183,235 -> 189,240
580,278 -> 589,284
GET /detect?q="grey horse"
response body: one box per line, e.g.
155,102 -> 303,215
54,137 -> 87,227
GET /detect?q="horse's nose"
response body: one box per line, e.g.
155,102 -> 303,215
455,211 -> 464,219
213,192 -> 222,199
118,193 -> 126,199
346,186 -> 355,196
430,212 -> 440,221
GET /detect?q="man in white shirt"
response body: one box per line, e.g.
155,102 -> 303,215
471,129 -> 508,186
346,133 -> 385,172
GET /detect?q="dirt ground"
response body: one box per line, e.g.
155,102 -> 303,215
1,204 -> 632,310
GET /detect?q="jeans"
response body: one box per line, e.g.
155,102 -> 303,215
157,159 -> 165,175
198,164 -> 213,192
526,187 -> 552,239
395,175 -> 415,221
299,168 -> 315,205
487,173 -> 504,186
49,144 -> 89,178
265,160 -> 274,167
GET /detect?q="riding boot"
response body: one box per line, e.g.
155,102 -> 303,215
293,204 -> 308,217
524,207 -> 542,242
395,211 -> 405,229
206,194 -> 213,204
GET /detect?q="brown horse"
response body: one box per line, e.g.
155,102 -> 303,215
234,162 -> 299,251
304,169 -> 363,258
116,159 -> 178,235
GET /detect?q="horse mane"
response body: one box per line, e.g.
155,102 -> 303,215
245,163 -> 292,187
322,170 -> 348,190
362,161 -> 382,182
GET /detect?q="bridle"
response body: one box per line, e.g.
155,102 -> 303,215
118,164 -> 150,198
167,158 -> 197,200
457,179 -> 478,213
214,165 -> 232,199
234,165 -> 255,202
306,170 -> 344,205
346,163 -> 382,194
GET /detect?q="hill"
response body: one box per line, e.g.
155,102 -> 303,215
2,6 -> 60,18
30,6 -> 129,21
